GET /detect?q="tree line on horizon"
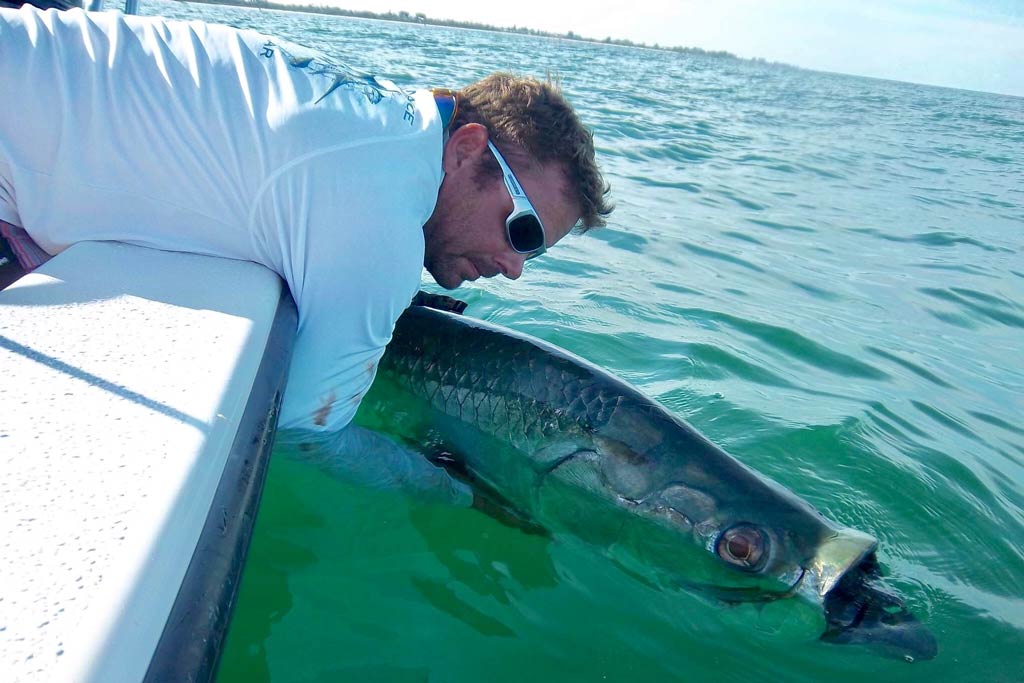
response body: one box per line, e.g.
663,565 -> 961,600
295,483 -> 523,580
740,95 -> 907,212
180,0 -> 767,61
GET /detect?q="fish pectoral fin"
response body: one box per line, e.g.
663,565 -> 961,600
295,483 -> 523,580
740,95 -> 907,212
426,450 -> 472,481
470,492 -> 549,537
427,451 -> 548,537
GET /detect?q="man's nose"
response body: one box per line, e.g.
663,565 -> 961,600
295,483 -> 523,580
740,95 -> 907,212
495,252 -> 525,280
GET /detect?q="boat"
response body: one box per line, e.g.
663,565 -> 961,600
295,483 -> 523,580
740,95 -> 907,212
1,241 -> 296,682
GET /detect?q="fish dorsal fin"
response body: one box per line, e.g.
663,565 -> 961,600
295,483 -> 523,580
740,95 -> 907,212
410,290 -> 468,314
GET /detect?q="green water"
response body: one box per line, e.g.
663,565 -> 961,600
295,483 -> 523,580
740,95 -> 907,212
143,2 -> 1024,680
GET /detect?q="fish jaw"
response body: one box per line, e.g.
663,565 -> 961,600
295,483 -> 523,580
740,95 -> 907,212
804,528 -> 878,599
804,534 -> 939,661
819,559 -> 939,661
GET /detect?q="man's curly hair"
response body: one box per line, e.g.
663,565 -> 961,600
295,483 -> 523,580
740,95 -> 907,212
453,73 -> 613,231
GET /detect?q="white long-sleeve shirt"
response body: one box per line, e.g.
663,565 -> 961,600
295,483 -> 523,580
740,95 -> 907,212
0,6 -> 445,430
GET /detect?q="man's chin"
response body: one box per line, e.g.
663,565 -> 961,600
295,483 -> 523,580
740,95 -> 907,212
426,269 -> 463,290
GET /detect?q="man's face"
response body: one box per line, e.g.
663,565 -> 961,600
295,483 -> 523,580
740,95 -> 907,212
423,124 -> 581,290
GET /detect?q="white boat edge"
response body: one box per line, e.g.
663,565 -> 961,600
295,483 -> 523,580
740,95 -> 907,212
0,241 -> 296,682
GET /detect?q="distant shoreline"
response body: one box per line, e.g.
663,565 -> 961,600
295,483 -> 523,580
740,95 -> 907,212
177,0 -> 767,63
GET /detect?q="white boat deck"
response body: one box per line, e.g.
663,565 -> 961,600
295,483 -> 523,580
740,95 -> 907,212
0,242 -> 294,682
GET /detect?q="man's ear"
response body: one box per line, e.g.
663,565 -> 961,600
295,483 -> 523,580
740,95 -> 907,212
442,123 -> 489,174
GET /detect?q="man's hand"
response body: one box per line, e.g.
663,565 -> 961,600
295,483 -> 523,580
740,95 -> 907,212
275,424 -> 474,506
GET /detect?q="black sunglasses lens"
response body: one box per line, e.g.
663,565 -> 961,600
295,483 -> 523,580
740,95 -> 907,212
508,215 -> 544,253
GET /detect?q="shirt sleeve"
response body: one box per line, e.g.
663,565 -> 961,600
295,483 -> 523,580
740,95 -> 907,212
261,137 -> 436,432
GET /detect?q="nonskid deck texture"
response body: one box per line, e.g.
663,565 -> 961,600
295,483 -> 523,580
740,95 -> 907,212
0,242 -> 293,682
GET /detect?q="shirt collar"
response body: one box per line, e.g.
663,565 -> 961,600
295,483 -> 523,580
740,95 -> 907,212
432,88 -> 459,140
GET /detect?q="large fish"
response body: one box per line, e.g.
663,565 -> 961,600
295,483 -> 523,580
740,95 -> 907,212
363,301 -> 936,659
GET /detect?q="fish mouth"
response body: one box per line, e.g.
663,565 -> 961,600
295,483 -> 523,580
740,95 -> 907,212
821,561 -> 938,661
806,528 -> 878,598
810,530 -> 938,661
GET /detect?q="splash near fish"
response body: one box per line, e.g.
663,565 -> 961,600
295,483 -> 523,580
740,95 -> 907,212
361,297 -> 936,660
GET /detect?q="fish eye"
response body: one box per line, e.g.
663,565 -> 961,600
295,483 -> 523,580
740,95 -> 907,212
716,524 -> 768,572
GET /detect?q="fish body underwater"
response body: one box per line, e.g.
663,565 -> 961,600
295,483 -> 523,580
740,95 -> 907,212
363,303 -> 937,660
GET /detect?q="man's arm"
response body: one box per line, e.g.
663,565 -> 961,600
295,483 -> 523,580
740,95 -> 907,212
261,130 -> 438,433
276,424 -> 473,506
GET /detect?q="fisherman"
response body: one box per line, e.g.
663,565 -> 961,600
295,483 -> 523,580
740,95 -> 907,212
0,5 -> 612,432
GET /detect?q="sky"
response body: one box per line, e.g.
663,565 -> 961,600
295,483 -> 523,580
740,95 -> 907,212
276,0 -> 1024,97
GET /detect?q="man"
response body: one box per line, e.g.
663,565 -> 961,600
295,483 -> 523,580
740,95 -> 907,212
0,5 -> 612,433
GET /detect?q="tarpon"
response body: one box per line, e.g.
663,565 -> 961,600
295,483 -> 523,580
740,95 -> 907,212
363,301 -> 937,659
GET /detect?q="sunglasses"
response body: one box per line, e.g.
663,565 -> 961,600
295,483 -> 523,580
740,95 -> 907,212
487,141 -> 547,260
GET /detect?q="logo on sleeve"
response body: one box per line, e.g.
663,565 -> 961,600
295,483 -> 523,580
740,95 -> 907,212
258,40 -> 407,112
